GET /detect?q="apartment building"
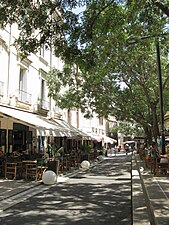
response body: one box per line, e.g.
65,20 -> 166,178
67,110 -> 117,147
0,24 -> 117,155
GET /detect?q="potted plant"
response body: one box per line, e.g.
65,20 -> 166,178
47,145 -> 64,175
99,146 -> 107,156
80,144 -> 92,161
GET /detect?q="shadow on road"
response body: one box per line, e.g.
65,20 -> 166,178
0,157 -> 132,225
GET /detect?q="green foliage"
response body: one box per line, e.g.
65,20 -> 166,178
0,0 -> 168,139
48,144 -> 63,160
98,146 -> 107,156
46,1 -> 168,141
80,144 -> 92,153
111,122 -> 144,137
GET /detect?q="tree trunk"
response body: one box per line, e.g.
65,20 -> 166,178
144,125 -> 152,145
151,102 -> 160,143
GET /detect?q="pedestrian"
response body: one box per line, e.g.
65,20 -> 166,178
125,144 -> 129,155
114,145 -> 117,156
118,145 -> 121,152
149,144 -> 160,175
143,145 -> 150,169
0,147 -> 4,157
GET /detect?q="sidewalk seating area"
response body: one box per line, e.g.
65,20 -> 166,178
139,147 -> 169,177
3,158 -> 48,181
0,151 -> 99,181
0,154 -> 101,212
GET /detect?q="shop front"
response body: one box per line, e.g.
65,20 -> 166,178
0,105 -> 90,156
0,105 -> 69,155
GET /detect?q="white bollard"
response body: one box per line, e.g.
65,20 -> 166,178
42,170 -> 57,185
80,160 -> 90,169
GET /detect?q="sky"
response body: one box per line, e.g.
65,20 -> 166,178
72,5 -> 86,15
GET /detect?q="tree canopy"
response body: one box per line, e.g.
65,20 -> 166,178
0,0 -> 169,141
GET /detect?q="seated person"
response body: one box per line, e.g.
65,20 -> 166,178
12,150 -> 21,157
0,148 -> 4,157
42,152 -> 49,164
31,146 -> 37,155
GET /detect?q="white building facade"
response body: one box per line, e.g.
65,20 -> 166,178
0,24 -> 117,155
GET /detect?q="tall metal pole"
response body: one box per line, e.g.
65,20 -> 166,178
156,38 -> 165,154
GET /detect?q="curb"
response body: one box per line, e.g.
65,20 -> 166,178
132,156 -> 150,225
134,154 -> 158,225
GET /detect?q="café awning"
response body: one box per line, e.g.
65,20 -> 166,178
123,140 -> 135,144
0,105 -> 69,137
86,132 -> 104,142
103,136 -> 117,144
54,119 -> 91,140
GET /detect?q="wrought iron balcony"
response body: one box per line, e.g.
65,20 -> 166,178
17,89 -> 32,104
39,99 -> 50,110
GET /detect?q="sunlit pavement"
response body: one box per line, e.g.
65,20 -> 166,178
1,153 -> 168,225
0,156 -> 132,225
134,154 -> 169,225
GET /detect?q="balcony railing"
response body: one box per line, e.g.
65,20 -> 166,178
40,99 -> 50,110
0,81 -> 4,96
54,105 -> 62,114
17,89 -> 32,104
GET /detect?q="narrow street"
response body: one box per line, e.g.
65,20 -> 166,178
0,155 -> 132,225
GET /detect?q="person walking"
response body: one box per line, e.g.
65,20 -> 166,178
143,145 -> 150,169
125,144 -> 129,155
149,143 -> 160,175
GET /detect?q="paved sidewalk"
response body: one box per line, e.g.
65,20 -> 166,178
132,156 -> 150,225
134,153 -> 169,225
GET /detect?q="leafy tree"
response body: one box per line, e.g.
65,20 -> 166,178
46,1 -> 168,143
111,122 -> 144,137
0,0 -> 169,142
0,1 -> 168,57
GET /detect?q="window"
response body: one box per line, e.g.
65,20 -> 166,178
99,116 -> 103,126
18,67 -> 31,103
0,129 -> 6,146
0,42 -> 8,95
41,79 -> 45,100
40,77 -> 49,109
0,81 -> 4,96
19,68 -> 27,92
68,110 -> 72,124
40,44 -> 45,58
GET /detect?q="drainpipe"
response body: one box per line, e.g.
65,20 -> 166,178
7,25 -> 11,99
6,25 -> 12,153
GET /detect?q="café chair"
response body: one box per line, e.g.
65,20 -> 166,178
0,157 -> 5,177
36,159 -> 48,180
25,161 -> 38,181
4,155 -> 23,180
5,162 -> 18,180
156,157 -> 168,176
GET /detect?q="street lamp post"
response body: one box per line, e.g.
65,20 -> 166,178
156,39 -> 165,154
128,34 -> 166,154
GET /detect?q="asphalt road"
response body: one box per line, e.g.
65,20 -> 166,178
0,155 -> 132,225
